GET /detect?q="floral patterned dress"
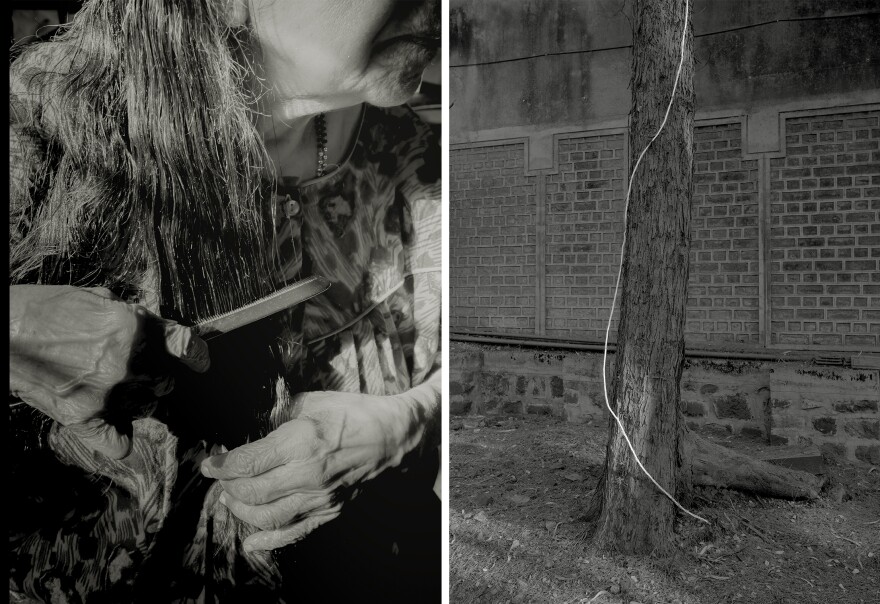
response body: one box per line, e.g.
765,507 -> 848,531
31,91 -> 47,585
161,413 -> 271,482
9,104 -> 441,603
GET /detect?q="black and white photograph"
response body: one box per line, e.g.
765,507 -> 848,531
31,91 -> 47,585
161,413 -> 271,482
8,0 -> 880,603
449,1 -> 879,603
10,1 -> 441,602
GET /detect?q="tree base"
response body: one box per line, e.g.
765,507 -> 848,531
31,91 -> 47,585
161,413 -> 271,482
586,429 -> 827,524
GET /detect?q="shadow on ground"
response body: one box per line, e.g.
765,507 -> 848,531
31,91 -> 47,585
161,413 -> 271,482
450,414 -> 880,604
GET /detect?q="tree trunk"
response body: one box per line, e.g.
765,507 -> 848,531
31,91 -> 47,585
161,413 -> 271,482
587,0 -> 825,552
591,0 -> 695,555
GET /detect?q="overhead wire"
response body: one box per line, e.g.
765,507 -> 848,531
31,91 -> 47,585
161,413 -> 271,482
450,12 -> 880,69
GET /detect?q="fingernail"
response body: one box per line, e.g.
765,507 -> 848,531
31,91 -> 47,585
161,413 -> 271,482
202,453 -> 226,469
189,335 -> 210,372
164,323 -> 188,357
155,377 -> 175,397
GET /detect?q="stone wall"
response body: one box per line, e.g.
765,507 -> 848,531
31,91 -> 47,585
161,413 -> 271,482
450,342 -> 880,464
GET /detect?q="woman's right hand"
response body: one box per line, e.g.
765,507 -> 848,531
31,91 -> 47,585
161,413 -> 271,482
9,285 -> 210,459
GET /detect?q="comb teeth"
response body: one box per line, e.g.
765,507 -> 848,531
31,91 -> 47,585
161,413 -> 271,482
195,275 -> 330,339
194,286 -> 299,328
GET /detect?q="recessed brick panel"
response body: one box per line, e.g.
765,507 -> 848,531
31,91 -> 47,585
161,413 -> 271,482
769,111 -> 880,347
450,109 -> 879,352
450,143 -> 537,334
688,123 -> 761,346
544,133 -> 625,340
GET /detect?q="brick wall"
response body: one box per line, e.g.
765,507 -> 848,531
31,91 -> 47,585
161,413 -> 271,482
688,123 -> 762,346
450,142 -> 538,333
769,111 -> 880,348
450,107 -> 880,352
544,133 -> 625,339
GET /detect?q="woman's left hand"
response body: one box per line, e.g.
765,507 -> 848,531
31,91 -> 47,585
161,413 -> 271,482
199,390 -> 415,552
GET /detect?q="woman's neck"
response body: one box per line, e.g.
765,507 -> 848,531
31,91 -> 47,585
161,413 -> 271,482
261,104 -> 363,185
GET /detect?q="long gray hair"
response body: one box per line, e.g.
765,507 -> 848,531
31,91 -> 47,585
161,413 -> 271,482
10,0 -> 276,322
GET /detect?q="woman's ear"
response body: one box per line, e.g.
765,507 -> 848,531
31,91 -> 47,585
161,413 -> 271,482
226,0 -> 249,27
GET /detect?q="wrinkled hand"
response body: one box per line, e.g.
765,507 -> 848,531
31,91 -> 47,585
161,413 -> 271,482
9,285 -> 210,458
200,391 -> 411,552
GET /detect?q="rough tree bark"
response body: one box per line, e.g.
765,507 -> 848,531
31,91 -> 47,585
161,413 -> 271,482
587,0 -> 824,555
589,0 -> 696,555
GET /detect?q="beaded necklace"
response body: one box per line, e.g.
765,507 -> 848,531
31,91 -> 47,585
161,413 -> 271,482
314,112 -> 327,177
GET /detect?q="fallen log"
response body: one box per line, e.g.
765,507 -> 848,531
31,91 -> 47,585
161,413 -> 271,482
686,431 -> 827,500
585,428 -> 827,523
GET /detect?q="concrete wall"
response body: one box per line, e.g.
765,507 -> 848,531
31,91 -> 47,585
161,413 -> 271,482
451,0 -> 880,144
450,342 -> 880,464
450,0 -> 880,354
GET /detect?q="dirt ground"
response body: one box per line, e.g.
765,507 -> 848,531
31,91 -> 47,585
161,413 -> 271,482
450,414 -> 880,604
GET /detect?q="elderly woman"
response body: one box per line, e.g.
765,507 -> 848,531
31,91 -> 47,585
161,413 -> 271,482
9,1 -> 441,602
